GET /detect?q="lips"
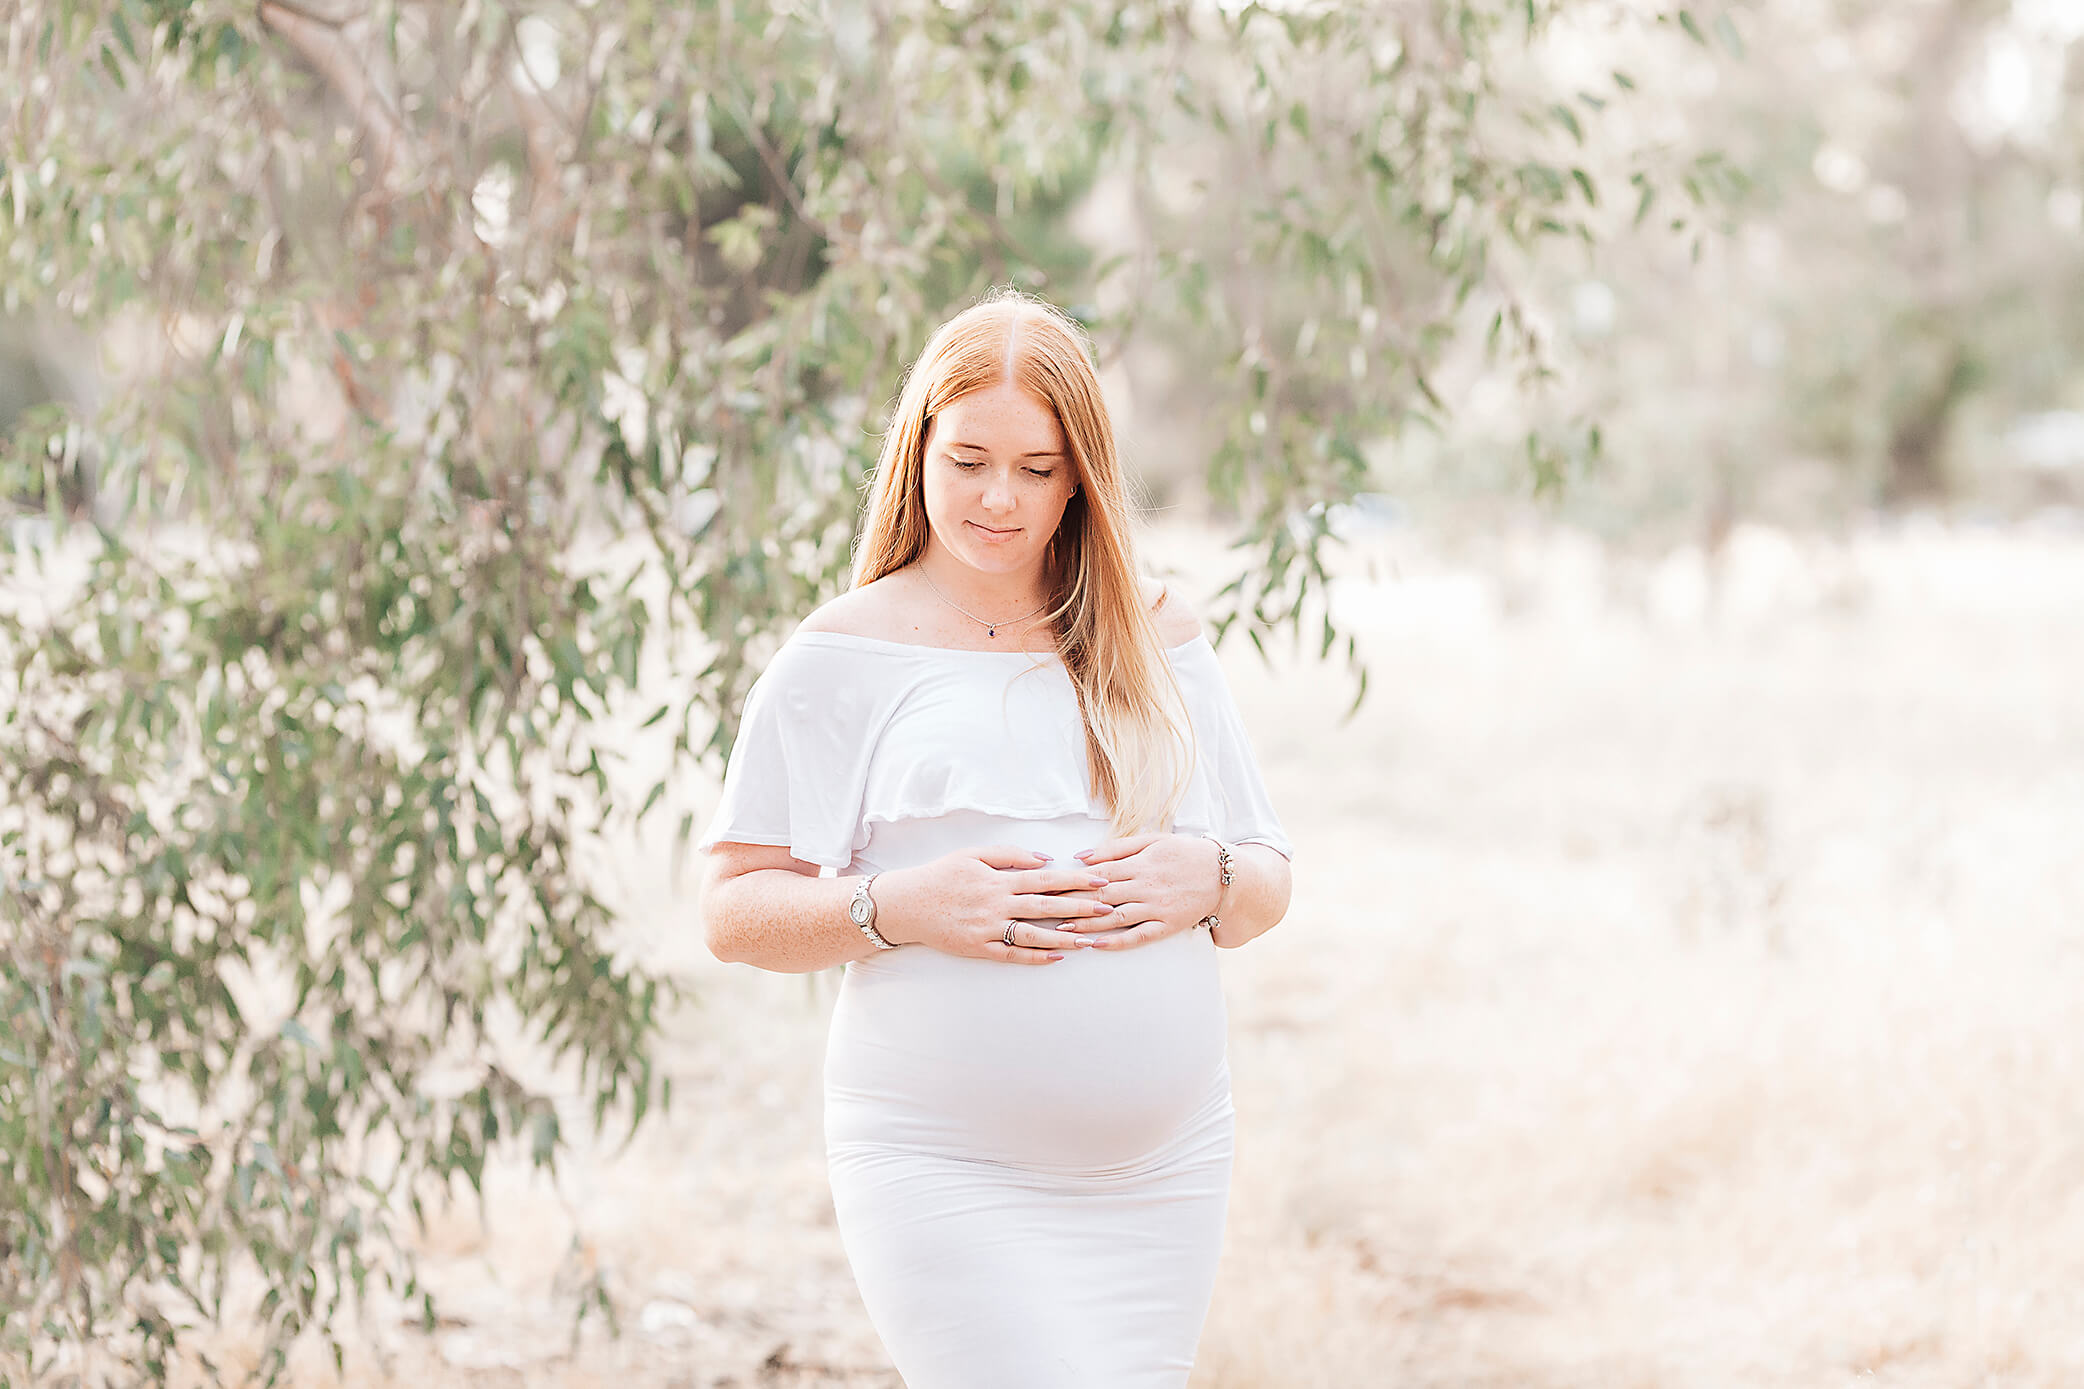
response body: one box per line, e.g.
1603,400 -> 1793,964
968,521 -> 1021,543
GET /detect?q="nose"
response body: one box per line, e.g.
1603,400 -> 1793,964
980,470 -> 1015,513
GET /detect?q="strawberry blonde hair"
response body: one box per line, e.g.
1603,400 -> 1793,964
851,290 -> 1193,837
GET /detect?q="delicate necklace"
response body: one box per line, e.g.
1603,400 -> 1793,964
919,569 -> 1048,640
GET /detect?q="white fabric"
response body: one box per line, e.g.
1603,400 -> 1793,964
700,631 -> 1293,868
698,630 -> 1291,1388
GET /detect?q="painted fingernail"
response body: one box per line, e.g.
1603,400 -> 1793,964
1047,953 -> 1066,961
1035,853 -> 1054,862
1073,850 -> 1093,862
1088,876 -> 1108,888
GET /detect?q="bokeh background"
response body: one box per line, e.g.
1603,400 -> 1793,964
4,1 -> 2083,1385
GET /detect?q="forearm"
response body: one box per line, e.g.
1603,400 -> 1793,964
701,867 -> 881,973
1209,842 -> 1292,950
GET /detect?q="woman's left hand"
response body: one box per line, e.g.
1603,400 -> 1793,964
1058,833 -> 1223,951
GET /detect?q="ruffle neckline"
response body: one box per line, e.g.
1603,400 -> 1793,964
696,624 -> 1287,868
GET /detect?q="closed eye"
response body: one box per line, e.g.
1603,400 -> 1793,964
949,458 -> 1057,480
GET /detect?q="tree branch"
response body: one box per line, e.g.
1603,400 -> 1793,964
743,120 -> 830,242
510,71 -> 567,228
257,1 -> 410,188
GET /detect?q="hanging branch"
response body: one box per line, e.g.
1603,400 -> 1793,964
256,1 -> 412,188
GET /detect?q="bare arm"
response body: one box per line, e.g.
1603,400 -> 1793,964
698,841 -> 1122,974
698,843 -> 878,974
1207,841 -> 1292,949
1066,832 -> 1293,951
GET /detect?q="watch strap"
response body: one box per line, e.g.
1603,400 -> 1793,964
852,874 -> 897,950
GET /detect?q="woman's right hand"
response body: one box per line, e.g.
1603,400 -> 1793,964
873,845 -> 1116,964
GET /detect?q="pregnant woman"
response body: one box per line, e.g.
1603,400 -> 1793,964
696,291 -> 1293,1387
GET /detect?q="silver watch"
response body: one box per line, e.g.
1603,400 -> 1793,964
849,874 -> 897,950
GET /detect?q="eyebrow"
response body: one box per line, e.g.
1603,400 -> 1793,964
946,441 -> 1065,458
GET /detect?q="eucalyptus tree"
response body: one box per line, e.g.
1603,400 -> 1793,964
0,0 -> 1729,1378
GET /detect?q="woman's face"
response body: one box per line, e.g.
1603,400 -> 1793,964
920,382 -> 1078,580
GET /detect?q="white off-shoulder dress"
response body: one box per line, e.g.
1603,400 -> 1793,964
697,630 -> 1291,1388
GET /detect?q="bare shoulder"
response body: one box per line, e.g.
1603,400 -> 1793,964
794,572 -> 928,641
1141,574 -> 1205,648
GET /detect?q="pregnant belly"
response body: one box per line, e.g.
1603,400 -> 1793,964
823,927 -> 1230,1172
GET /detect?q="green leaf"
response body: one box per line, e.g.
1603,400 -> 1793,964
530,1109 -> 560,1168
1714,12 -> 1744,58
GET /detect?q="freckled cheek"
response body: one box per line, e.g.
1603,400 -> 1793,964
921,470 -> 968,528
1037,485 -> 1074,531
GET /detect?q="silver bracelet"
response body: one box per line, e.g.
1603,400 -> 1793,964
1197,833 -> 1234,931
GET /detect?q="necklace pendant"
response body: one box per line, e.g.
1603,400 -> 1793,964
987,625 -> 997,639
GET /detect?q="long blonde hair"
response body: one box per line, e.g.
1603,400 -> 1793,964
852,290 -> 1193,836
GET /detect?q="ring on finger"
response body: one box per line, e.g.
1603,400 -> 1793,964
1002,922 -> 1017,947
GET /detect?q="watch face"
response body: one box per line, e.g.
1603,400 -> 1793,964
849,896 -> 870,926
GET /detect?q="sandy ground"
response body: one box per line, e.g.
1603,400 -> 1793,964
139,518 -> 2084,1385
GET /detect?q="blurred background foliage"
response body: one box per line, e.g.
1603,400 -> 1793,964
0,0 -> 2077,1381
1431,0 -> 2084,541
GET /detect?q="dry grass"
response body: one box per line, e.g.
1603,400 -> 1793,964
153,519 -> 2084,1386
